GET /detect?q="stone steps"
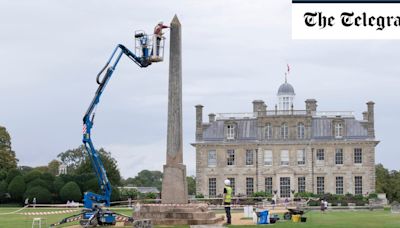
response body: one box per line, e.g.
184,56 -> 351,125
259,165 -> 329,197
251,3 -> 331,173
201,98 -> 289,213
151,217 -> 224,225
140,211 -> 216,220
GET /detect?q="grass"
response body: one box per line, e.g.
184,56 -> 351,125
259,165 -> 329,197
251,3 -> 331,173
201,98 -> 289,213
0,207 -> 399,227
229,210 -> 400,228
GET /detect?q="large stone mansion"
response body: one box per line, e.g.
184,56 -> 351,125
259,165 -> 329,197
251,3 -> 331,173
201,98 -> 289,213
192,80 -> 378,198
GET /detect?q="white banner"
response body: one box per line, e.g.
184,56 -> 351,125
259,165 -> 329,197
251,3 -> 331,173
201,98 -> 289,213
292,3 -> 400,39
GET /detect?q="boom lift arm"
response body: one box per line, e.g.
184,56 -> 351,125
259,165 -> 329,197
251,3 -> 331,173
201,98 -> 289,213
82,44 -> 151,210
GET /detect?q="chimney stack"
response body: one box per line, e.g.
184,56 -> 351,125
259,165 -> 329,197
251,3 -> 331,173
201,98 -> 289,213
208,113 -> 216,123
305,99 -> 318,115
195,105 -> 203,141
367,101 -> 375,137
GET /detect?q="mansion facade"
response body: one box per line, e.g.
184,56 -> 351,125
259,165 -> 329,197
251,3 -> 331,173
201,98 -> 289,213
192,81 -> 378,198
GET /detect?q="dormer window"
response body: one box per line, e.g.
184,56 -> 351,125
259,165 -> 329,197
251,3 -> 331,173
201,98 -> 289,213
226,124 -> 235,140
335,122 -> 343,138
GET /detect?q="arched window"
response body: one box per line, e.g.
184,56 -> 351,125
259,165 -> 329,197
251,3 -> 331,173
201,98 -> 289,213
265,123 -> 272,139
335,122 -> 343,138
280,123 -> 288,139
297,123 -> 305,139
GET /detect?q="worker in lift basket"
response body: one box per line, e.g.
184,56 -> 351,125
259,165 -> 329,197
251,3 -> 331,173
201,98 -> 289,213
153,21 -> 169,56
223,179 -> 233,225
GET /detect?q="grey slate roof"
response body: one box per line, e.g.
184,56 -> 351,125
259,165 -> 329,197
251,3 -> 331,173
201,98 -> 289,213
203,119 -> 258,141
311,118 -> 368,139
201,116 -> 369,142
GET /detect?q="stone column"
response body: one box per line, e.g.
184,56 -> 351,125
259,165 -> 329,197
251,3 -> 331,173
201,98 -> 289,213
161,15 -> 188,204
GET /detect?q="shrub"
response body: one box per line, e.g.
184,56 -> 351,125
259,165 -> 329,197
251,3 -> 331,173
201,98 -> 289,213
307,200 -> 320,206
0,180 -> 9,202
24,170 -> 42,183
111,187 -> 120,201
196,193 -> 204,198
368,193 -> 378,199
60,181 -> 81,202
8,176 -> 26,202
6,169 -> 21,184
24,186 -> 52,204
145,192 -> 157,199
0,170 -> 7,181
27,179 -> 48,190
53,177 -> 65,193
295,192 -> 316,198
252,191 -> 272,198
340,201 -> 348,206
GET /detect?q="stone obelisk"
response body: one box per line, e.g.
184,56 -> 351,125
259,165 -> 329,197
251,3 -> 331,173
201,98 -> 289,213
161,15 -> 188,204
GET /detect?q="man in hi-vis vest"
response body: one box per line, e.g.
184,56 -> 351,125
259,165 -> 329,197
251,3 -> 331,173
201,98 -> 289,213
223,179 -> 232,224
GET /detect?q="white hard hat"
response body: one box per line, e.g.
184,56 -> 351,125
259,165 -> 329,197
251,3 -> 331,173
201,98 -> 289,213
224,179 -> 231,186
158,21 -> 163,25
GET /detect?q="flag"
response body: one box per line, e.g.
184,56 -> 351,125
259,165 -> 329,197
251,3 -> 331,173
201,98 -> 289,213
287,64 -> 290,74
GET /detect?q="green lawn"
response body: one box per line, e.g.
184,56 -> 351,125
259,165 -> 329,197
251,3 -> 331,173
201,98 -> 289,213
0,207 -> 399,228
0,207 -> 133,228
229,210 -> 400,228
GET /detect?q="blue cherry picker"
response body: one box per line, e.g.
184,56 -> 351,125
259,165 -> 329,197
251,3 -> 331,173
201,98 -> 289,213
51,29 -> 166,227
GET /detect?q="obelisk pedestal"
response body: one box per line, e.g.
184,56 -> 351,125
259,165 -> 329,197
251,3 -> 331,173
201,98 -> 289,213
161,15 -> 188,204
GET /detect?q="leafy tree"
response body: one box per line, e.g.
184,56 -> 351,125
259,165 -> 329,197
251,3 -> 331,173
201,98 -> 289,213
58,145 -> 121,186
111,188 -> 120,202
27,179 -> 49,190
8,175 -> 26,202
0,170 -> 7,181
124,170 -> 162,190
376,164 -> 390,194
48,160 -> 62,176
119,188 -> 139,200
187,176 -> 196,195
60,181 -> 81,202
57,145 -> 86,172
24,186 -> 52,204
24,170 -> 42,183
0,126 -> 18,171
84,178 -> 100,193
6,169 -> 21,184
0,180 -> 8,202
53,177 -> 65,193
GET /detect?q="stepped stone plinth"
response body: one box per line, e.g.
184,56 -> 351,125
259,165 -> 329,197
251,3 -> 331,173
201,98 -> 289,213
134,204 -> 223,225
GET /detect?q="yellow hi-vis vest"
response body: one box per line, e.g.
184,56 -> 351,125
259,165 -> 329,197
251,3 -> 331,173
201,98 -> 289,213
224,186 -> 232,203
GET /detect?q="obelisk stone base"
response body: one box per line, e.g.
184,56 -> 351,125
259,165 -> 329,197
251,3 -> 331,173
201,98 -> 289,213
135,204 -> 224,225
162,164 -> 188,204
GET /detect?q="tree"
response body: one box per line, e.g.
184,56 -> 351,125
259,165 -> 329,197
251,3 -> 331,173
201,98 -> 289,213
24,170 -> 42,183
60,181 -> 81,202
124,170 -> 162,190
24,186 -> 52,204
0,180 -> 8,203
26,179 -> 49,190
57,145 -> 86,172
0,169 -> 7,181
47,160 -> 62,176
0,126 -> 18,171
187,176 -> 196,195
375,164 -> 390,194
58,145 -> 121,185
6,169 -> 21,184
53,177 -> 65,193
8,175 -> 26,202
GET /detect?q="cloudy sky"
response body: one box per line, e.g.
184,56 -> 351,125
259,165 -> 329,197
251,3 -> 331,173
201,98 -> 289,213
1,0 -> 399,178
